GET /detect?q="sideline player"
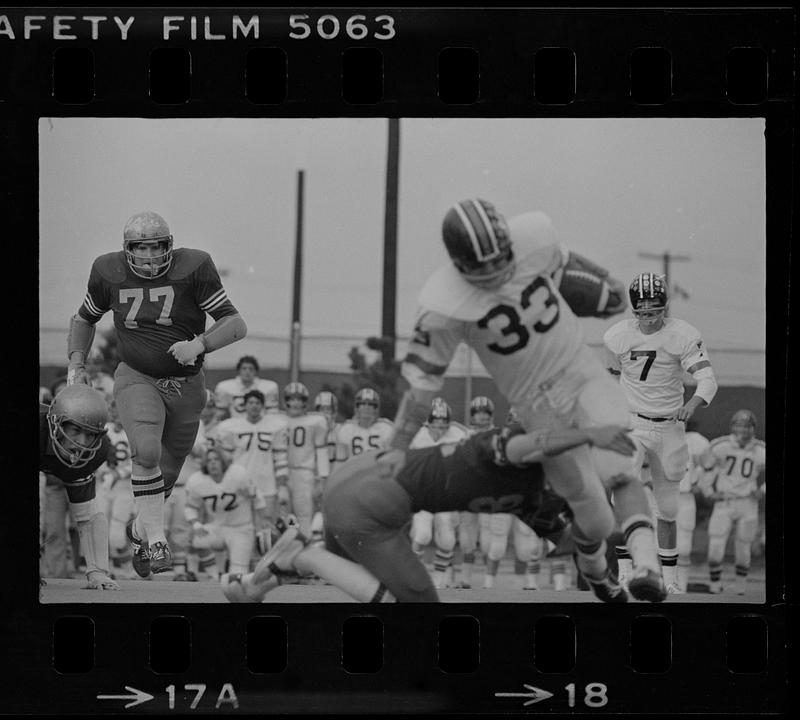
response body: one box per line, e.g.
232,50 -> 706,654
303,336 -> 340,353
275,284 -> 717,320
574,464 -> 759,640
334,388 -> 395,466
408,398 -> 469,588
215,389 -> 289,524
282,382 -> 330,535
39,385 -> 119,590
675,423 -> 712,592
701,410 -> 766,594
67,210 -> 247,576
222,422 -> 635,603
184,448 -> 268,578
603,272 -> 717,593
311,390 -> 342,544
214,355 -> 280,417
383,199 -> 666,601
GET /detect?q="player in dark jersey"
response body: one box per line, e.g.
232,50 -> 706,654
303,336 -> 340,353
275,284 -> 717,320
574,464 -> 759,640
66,211 -> 247,576
39,385 -> 119,590
222,422 -> 638,603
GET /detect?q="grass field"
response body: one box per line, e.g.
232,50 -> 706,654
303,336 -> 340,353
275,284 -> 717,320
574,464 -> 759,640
40,564 -> 765,604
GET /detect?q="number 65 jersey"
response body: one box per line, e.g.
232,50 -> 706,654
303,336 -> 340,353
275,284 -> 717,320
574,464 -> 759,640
403,212 -> 585,403
603,317 -> 710,417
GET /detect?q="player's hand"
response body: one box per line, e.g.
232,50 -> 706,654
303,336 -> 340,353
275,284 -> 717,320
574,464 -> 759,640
585,425 -> 637,456
597,277 -> 627,317
66,362 -> 90,386
84,571 -> 120,590
376,449 -> 407,479
673,405 -> 695,422
168,337 -> 205,366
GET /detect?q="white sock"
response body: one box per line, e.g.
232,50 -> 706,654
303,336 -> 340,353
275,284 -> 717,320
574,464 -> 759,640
131,472 -> 167,545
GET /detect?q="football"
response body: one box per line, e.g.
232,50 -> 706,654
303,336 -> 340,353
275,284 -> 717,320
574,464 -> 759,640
558,269 -> 612,316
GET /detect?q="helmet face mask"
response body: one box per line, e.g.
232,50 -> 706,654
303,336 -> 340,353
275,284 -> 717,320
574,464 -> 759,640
314,391 -> 338,427
354,388 -> 380,425
47,385 -> 108,468
123,211 -> 174,280
427,397 -> 452,441
442,199 -> 515,290
730,409 -> 756,445
630,273 -> 668,330
469,396 -> 495,429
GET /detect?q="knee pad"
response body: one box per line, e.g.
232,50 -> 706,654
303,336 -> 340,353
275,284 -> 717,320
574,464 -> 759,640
488,532 -> 509,562
652,480 -> 679,522
707,538 -> 726,564
412,514 -> 432,547
434,517 -> 456,552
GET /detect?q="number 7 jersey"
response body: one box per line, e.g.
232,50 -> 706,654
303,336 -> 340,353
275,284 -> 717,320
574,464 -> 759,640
603,317 -> 710,416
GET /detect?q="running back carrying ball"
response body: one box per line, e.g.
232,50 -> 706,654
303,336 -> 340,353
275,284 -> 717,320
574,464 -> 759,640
555,253 -> 626,318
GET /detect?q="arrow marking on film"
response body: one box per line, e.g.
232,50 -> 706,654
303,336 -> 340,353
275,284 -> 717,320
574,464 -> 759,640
495,684 -> 554,706
97,686 -> 154,709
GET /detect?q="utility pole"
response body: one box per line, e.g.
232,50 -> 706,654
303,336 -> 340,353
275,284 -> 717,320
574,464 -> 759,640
381,118 -> 400,368
638,250 -> 690,316
289,169 -> 305,382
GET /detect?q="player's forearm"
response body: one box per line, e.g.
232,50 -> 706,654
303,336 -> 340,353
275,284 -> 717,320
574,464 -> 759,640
76,512 -> 111,576
389,388 -> 436,451
505,428 -> 592,465
199,314 -> 247,353
67,314 -> 96,363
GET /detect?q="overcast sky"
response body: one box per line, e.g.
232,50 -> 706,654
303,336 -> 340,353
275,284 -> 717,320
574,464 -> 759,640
39,117 -> 766,384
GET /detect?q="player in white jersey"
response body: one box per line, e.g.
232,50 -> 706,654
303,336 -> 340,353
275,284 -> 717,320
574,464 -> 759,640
214,355 -> 280,418
335,388 -> 395,465
701,410 -> 766,595
386,199 -> 664,602
675,425 -> 713,592
215,389 -> 289,523
409,398 -> 469,588
283,382 -> 330,536
95,399 -> 135,578
603,272 -> 718,594
184,447 -> 268,577
311,391 -> 342,544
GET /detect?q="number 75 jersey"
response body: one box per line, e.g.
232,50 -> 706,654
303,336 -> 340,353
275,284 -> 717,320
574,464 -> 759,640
603,317 -> 711,417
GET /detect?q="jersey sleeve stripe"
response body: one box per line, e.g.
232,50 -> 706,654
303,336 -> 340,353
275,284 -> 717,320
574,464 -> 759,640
82,292 -> 105,317
199,289 -> 228,311
403,353 -> 448,376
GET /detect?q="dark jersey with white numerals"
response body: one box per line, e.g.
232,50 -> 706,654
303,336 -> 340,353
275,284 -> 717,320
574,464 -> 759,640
395,426 -> 549,519
77,248 -> 237,378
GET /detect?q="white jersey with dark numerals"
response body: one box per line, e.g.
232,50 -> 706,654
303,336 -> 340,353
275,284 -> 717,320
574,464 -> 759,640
335,418 -> 395,464
603,317 -> 711,417
214,414 -> 289,493
285,412 -> 330,474
185,464 -> 259,528
214,377 -> 280,417
403,212 -> 583,403
705,435 -> 766,498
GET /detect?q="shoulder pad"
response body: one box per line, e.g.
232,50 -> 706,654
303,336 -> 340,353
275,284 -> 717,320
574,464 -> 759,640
93,251 -> 129,282
417,264 -> 495,321
167,248 -> 211,280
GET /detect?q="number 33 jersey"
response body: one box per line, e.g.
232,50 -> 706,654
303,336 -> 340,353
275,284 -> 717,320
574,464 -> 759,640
403,212 -> 584,403
603,317 -> 709,417
77,249 -> 238,378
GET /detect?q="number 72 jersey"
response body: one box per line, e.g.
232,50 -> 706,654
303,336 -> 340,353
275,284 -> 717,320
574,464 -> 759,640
603,317 -> 710,417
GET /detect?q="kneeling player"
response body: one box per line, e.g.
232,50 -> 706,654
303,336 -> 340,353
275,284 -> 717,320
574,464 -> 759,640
222,422 -> 644,603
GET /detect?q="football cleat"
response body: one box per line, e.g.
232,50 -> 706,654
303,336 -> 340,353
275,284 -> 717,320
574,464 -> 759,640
126,518 -> 151,578
709,580 -> 723,594
149,541 -> 173,574
627,567 -> 668,602
251,526 -> 308,586
665,583 -> 685,595
586,571 -> 629,603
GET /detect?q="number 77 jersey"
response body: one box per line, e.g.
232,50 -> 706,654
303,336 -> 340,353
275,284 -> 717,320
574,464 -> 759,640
603,317 -> 710,417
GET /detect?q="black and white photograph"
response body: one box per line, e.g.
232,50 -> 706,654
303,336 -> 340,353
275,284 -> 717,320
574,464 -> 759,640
38,116 -> 767,606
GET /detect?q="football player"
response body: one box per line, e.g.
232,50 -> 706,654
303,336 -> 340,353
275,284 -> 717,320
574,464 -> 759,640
39,385 -> 119,590
701,410 -> 765,594
603,273 -> 718,593
334,388 -> 394,465
408,398 -> 469,588
222,421 -> 636,604
215,389 -> 289,525
311,390 -> 341,545
67,211 -> 247,577
382,199 -> 666,602
282,382 -> 330,535
214,355 -> 280,418
184,448 -> 268,578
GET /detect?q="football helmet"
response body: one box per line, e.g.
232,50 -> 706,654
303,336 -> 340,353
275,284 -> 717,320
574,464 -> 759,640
283,382 -> 309,407
629,272 -> 669,315
469,396 -> 495,416
730,409 -> 757,444
123,211 -> 174,279
47,384 -> 109,469
442,199 -> 515,289
314,391 -> 339,417
428,397 -> 452,424
354,387 -> 380,424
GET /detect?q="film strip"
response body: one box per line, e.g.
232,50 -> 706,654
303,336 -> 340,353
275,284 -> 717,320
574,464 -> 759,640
2,6 -> 794,715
